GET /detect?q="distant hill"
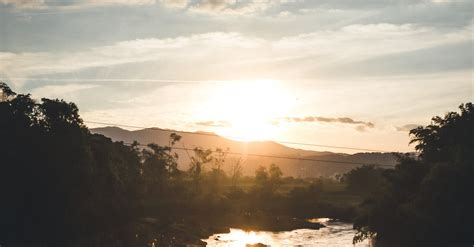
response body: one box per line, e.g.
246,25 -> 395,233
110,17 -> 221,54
91,126 -> 399,177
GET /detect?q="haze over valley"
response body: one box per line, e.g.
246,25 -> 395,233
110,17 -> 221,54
92,126 -> 399,177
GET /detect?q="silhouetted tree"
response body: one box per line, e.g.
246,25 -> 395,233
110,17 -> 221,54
229,157 -> 244,187
0,83 -> 141,246
141,134 -> 181,196
342,165 -> 384,196
353,103 -> 474,246
253,164 -> 283,197
0,82 -> 16,101
208,148 -> 228,195
268,163 -> 283,193
189,147 -> 213,194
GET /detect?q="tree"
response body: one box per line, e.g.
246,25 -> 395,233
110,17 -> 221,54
353,103 -> 474,246
342,165 -> 384,196
268,163 -> 283,193
410,102 -> 473,163
189,147 -> 213,194
253,164 -> 283,196
0,83 -> 142,246
141,134 -> 181,196
229,157 -> 244,187
0,82 -> 16,101
208,148 -> 228,195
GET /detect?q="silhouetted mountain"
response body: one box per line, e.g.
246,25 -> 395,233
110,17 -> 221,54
91,126 -> 398,177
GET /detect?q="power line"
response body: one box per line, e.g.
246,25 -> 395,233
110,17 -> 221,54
85,120 -> 393,153
84,120 -> 395,167
124,142 -> 394,168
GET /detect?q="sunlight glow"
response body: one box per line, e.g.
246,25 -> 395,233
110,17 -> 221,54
214,229 -> 267,247
198,79 -> 294,141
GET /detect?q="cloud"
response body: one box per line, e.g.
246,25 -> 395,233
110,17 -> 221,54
0,0 -> 162,9
0,0 -> 276,14
0,0 -> 271,13
159,0 -> 188,8
278,10 -> 290,17
287,116 -> 374,126
277,0 -> 470,12
189,0 -> 233,12
355,125 -> 371,132
187,0 -> 277,15
2,0 -> 472,25
395,124 -> 422,132
1,23 -> 470,82
83,0 -> 158,6
195,120 -> 231,127
30,83 -> 100,98
285,116 -> 375,131
0,32 -> 264,79
331,41 -> 473,77
0,0 -> 46,9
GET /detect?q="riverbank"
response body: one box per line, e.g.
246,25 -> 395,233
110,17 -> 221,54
137,213 -> 325,246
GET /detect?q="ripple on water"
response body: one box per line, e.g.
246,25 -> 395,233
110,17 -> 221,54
202,219 -> 370,247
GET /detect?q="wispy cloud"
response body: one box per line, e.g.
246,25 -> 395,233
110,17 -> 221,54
0,0 -> 162,9
159,0 -> 188,8
0,0 -> 46,9
287,116 -> 374,127
0,0 -> 273,14
195,120 -> 231,128
30,84 -> 100,98
285,115 -> 374,130
187,0 -> 277,15
0,32 -> 263,79
1,23 -> 470,81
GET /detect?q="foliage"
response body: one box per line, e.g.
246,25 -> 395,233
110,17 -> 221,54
342,165 -> 384,196
189,148 -> 213,181
0,82 -> 358,246
353,103 -> 474,246
229,157 -> 243,187
7,82 -> 469,246
0,82 -> 16,101
0,83 -> 141,246
253,164 -> 283,197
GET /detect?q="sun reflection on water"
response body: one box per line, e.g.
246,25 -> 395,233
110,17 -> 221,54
307,217 -> 331,224
211,229 -> 267,247
203,219 -> 372,247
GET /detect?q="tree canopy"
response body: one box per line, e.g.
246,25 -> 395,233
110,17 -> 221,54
0,83 -> 142,246
353,103 -> 474,246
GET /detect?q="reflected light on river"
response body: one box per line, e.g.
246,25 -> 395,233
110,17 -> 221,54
217,229 -> 266,247
204,219 -> 371,247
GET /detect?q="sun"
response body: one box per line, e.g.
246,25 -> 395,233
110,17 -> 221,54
198,79 -> 293,141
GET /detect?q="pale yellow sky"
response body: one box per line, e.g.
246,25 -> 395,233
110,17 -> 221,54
1,0 -> 472,153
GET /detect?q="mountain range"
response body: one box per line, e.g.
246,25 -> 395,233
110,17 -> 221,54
91,126 -> 399,177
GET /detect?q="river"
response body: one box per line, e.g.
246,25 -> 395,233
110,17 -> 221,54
202,218 -> 371,246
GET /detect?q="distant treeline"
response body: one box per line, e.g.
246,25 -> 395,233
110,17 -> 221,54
0,82 -> 354,246
1,82 -> 472,246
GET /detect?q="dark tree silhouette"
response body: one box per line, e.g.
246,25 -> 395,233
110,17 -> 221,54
342,165 -> 384,196
4,82 -> 471,246
353,103 -> 474,246
253,164 -> 283,196
0,83 -> 142,246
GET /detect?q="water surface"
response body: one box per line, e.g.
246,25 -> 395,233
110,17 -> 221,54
203,218 -> 370,246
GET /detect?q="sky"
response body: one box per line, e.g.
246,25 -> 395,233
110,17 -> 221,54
0,0 -> 473,153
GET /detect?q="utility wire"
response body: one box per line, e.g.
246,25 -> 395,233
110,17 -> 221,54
125,142 -> 394,168
85,120 -> 393,153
